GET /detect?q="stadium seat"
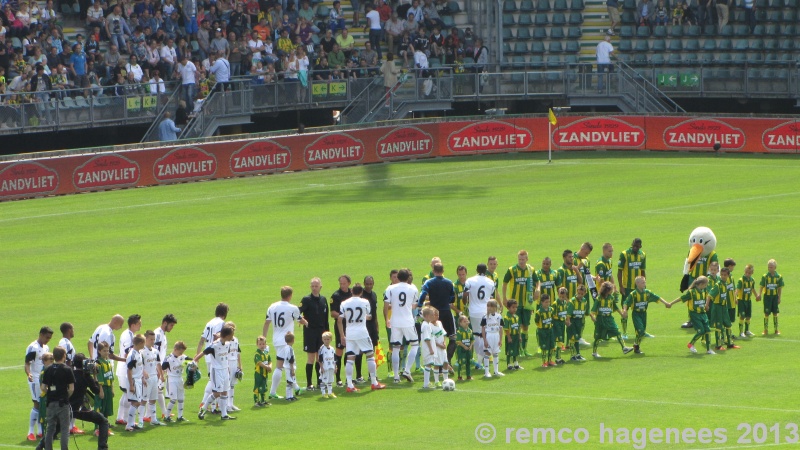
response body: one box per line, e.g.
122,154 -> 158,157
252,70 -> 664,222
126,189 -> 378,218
620,25 -> 634,37
60,2 -> 73,18
565,54 -> 579,64
447,1 -> 461,13
755,8 -> 767,22
717,52 -> 733,64
568,12 -> 583,24
316,5 -> 329,19
718,38 -> 732,50
519,13 -> 533,25
733,38 -> 748,51
517,27 -> 532,40
552,12 -> 567,25
782,10 -> 797,22
623,0 -> 637,9
734,24 -> 749,36
546,54 -> 562,66
503,42 -> 513,54
652,39 -> 666,52
550,27 -> 565,39
503,27 -> 514,40
765,53 -> 779,64
634,40 -> 649,52
768,0 -> 782,7
513,42 -> 529,53
632,53 -> 648,65
782,24 -> 796,36
618,40 -> 632,52
72,3 -> 80,15
766,10 -> 781,22
780,53 -> 795,63
763,39 -> 779,51
503,14 -> 516,25
702,25 -> 716,35
734,10 -> 745,23
512,55 -> 527,68
686,25 -> 701,36
504,0 -> 518,12
565,40 -> 580,52
785,0 -> 797,6
616,53 -> 631,64
685,38 -> 699,51
637,25 -> 650,37
702,39 -> 716,51
651,53 -> 665,65
530,54 -> 545,67
755,0 -> 768,7
549,41 -> 564,53
764,24 -> 779,36
570,0 -> 584,10
554,0 -> 569,10
441,15 -> 455,27
537,0 -> 551,11
533,27 -> 548,39
531,41 -> 546,53
654,26 -> 667,37
749,39 -> 763,51
734,52 -> 747,64
684,53 -> 698,64
668,39 -> 682,51
520,0 -> 536,11
699,52 -> 714,64
535,13 -> 549,25
621,10 -> 635,23
668,54 -> 682,65
429,57 -> 442,67
779,39 -> 794,51
670,25 -> 684,37
567,26 -> 582,38
719,24 -> 733,36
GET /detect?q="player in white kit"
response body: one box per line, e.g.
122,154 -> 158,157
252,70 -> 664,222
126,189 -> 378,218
318,331 -> 337,398
465,264 -> 496,369
196,303 -> 227,412
383,269 -> 420,383
194,326 -> 237,420
224,321 -> 243,411
125,334 -> 146,432
161,341 -> 188,422
115,314 -> 142,425
141,330 -> 165,426
481,299 -> 505,378
263,286 -> 308,399
338,284 -> 386,393
24,326 -> 52,441
153,314 -> 177,421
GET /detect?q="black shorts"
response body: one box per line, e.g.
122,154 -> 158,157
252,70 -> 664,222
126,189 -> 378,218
368,322 -> 379,346
438,310 -> 456,337
334,325 -> 345,349
303,328 -> 324,353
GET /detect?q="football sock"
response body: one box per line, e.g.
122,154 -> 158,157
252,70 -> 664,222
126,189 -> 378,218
521,332 -> 528,351
555,347 -> 561,360
355,354 -> 363,379
157,390 -> 167,419
726,328 -> 733,345
335,355 -> 343,383
391,347 -> 401,377
177,399 -> 184,416
423,367 -> 430,386
305,363 -> 313,387
774,316 -> 779,330
118,396 -> 128,421
616,336 -> 625,349
270,368 -> 282,396
285,380 -> 293,399
443,366 -> 449,380
492,354 -> 499,373
137,405 -> 145,426
404,345 -> 419,374
621,317 -> 628,335
690,332 -> 702,345
167,399 -> 175,416
367,357 -> 377,385
764,317 -> 769,332
202,382 -> 213,407
574,342 -> 580,356
483,353 -> 490,373
345,359 -> 354,388
541,350 -> 547,364
147,403 -> 156,421
127,404 -> 136,428
414,346 -> 421,369
506,354 -> 510,366
714,330 -> 721,347
739,321 -> 744,334
593,339 -> 599,353
433,368 -> 439,384
29,408 -> 38,434
219,396 -> 228,417
704,333 -> 711,351
229,388 -> 235,407
446,340 -> 456,364
465,357 -> 471,377
547,350 -> 553,363
315,362 -> 321,387
745,320 -> 750,333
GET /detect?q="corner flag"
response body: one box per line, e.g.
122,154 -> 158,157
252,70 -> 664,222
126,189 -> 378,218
548,108 -> 558,126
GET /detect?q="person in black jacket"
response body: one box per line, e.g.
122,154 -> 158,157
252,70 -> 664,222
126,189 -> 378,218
29,65 -> 53,124
40,347 -> 74,450
68,354 -> 109,450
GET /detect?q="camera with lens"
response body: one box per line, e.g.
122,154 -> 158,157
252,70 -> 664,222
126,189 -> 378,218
82,358 -> 98,374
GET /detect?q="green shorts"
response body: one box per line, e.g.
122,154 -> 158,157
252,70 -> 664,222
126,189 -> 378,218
632,310 -> 647,335
689,311 -> 711,334
505,335 -> 520,357
567,320 -> 583,343
518,308 -> 532,327
456,347 -> 473,364
94,385 -> 114,417
710,303 -> 731,328
537,328 -> 554,351
738,300 -> 752,319
552,321 -> 566,343
254,373 -> 268,395
763,295 -> 779,315
594,315 -> 620,341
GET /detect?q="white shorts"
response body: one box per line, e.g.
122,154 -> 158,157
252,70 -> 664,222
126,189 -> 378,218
228,365 -> 239,387
469,316 -> 484,337
319,368 -> 335,384
28,379 -> 40,402
274,345 -> 287,362
166,378 -> 184,401
389,326 -> 419,346
210,368 -> 230,393
117,371 -> 130,390
436,347 -> 447,366
484,333 -> 501,354
127,379 -> 143,403
143,375 -> 158,402
345,337 -> 373,356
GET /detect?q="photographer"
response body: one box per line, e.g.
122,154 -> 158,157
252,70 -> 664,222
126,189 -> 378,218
69,354 -> 110,450
40,347 -> 74,450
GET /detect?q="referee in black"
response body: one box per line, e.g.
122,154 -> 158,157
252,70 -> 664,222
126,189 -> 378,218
329,275 -> 352,387
299,277 -> 329,391
41,346 -> 74,450
418,263 -> 457,366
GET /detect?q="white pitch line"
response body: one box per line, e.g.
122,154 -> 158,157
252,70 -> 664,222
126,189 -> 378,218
0,444 -> 29,448
643,211 -> 800,219
0,365 -> 23,370
457,389 -> 800,414
643,191 -> 800,213
636,336 -> 800,343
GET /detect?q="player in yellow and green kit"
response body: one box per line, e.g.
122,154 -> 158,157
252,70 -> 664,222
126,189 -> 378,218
723,259 -> 737,327
504,300 -> 522,370
617,238 -> 646,338
552,288 -> 570,365
536,257 -> 557,353
566,285 -> 589,361
502,250 -> 539,357
556,249 -> 583,346
707,267 -> 739,350
759,259 -> 784,335
453,265 -> 468,318
737,264 -> 760,337
622,276 -> 670,355
682,242 -> 717,329
668,276 -> 713,354
455,315 -> 474,380
94,341 -> 114,435
254,336 -> 272,406
487,256 -> 501,299
590,282 -> 633,358
534,295 -> 555,367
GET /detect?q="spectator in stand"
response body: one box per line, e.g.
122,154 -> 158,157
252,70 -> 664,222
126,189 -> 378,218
104,45 -> 121,79
320,29 -> 336,54
443,29 -> 460,65
607,0 -> 620,35
429,26 -> 444,58
160,39 -> 177,80
349,0 -> 362,28
413,26 -> 429,55
654,0 -> 669,26
472,38 -> 488,73
179,53 -> 197,105
743,0 -> 755,32
106,6 -> 129,54
87,3 -> 106,38
86,30 -> 101,55
41,0 -> 57,32
229,32 -> 247,76
676,0 -> 696,25
336,28 -> 355,58
263,37 -> 278,64
364,3 -> 382,60
229,4 -> 249,39
149,69 -> 165,93
145,39 -> 161,79
276,28 -> 294,58
70,43 -> 89,93
248,30 -> 266,64
385,11 -> 404,55
29,64 -> 52,124
697,0 -> 712,26
329,1 -> 346,34
184,0 -> 199,39
296,17 -> 315,47
376,0 -> 392,24
210,27 -> 230,59
636,0 -> 656,28
158,111 -> 181,141
314,55 -> 332,80
596,32 -> 614,92
397,31 -> 412,67
716,0 -> 729,29
125,54 -> 144,82
197,20 -> 211,60
403,11 -> 419,38
422,0 -> 445,30
408,0 -> 424,24
175,100 -> 189,126
361,41 -> 378,67
328,42 -> 345,68
380,52 -> 399,105
253,17 -> 272,41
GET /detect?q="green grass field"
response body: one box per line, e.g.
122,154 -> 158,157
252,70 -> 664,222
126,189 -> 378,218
1,151 -> 798,450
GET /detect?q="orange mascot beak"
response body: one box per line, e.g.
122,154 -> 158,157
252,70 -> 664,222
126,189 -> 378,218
687,243 -> 704,272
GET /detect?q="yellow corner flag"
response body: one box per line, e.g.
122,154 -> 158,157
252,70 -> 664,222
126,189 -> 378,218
374,343 -> 386,368
548,108 -> 558,126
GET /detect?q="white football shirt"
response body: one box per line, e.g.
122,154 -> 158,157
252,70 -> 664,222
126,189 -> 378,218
201,317 -> 225,344
465,274 -> 496,318
154,327 -> 168,363
142,346 -> 160,378
384,282 -> 419,328
162,353 -> 186,380
319,345 -> 336,370
203,339 -> 231,370
25,341 -> 49,379
266,301 -> 301,347
90,324 -> 116,360
481,312 -> 504,336
227,337 -> 241,370
339,297 -> 371,340
126,348 -> 144,380
115,329 -> 135,379
58,338 -> 75,363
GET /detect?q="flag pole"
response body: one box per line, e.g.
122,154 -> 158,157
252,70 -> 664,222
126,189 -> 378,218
548,121 -> 552,163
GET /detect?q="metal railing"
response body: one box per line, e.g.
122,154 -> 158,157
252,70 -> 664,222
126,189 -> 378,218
141,86 -> 184,142
339,77 -> 388,124
364,67 -> 455,122
179,79 -> 254,140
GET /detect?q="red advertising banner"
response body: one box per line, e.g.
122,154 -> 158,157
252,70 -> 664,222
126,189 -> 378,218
0,115 -> 796,201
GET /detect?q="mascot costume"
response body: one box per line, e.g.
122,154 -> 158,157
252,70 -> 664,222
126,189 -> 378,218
680,227 -> 718,328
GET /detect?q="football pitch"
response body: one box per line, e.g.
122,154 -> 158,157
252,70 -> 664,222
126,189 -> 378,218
1,151 -> 798,449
